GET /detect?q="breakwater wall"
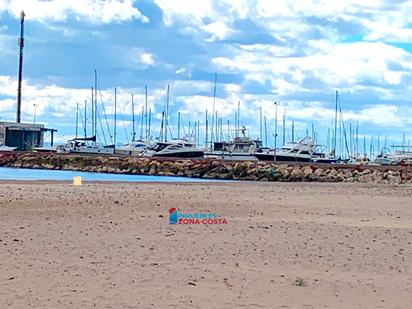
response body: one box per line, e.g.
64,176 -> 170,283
0,152 -> 411,184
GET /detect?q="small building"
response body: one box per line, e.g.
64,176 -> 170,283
0,122 -> 56,151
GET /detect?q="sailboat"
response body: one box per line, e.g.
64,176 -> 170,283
116,92 -> 150,156
59,72 -> 116,155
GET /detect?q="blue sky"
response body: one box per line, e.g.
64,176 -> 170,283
0,0 -> 412,155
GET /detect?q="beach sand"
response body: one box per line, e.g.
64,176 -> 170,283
1,181 -> 412,308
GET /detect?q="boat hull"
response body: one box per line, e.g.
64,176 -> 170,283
152,151 -> 204,159
205,152 -> 257,161
254,153 -> 311,162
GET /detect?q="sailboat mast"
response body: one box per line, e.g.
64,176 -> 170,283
259,106 -> 262,142
291,120 -> 295,143
211,73 -> 217,146
84,99 -> 87,138
131,94 -> 136,141
140,106 -> 144,140
333,90 -> 338,155
94,69 -> 98,141
205,110 -> 209,148
274,101 -> 278,163
178,111 -> 181,139
114,87 -> 117,148
237,101 -> 240,137
145,85 -> 148,141
282,108 -> 286,146
148,108 -> 151,140
91,87 -> 94,138
75,102 -> 79,139
165,85 -> 169,142
197,121 -> 200,148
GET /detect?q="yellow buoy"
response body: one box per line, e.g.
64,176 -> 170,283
73,176 -> 82,186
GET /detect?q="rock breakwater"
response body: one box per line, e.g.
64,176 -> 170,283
0,153 -> 411,184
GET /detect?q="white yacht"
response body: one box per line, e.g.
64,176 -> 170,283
115,140 -> 148,156
375,147 -> 412,166
255,137 -> 316,162
56,137 -> 114,155
142,139 -> 204,159
205,136 -> 262,161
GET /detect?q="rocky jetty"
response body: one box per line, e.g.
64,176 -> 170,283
0,152 -> 411,184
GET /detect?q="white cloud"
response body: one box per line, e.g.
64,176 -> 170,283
140,52 -> 154,66
1,0 -> 149,24
203,21 -> 233,41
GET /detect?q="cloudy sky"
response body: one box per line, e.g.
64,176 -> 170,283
0,0 -> 411,154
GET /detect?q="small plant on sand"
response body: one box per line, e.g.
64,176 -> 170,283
294,276 -> 306,287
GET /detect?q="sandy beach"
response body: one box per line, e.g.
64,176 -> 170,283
1,180 -> 412,308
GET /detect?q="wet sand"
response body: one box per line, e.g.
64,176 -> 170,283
1,181 -> 412,308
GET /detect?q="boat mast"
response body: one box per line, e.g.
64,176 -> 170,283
84,99 -> 87,138
75,103 -> 79,139
282,108 -> 286,146
237,101 -> 240,138
211,73 -> 217,146
274,101 -> 278,163
91,87 -> 94,139
145,85 -> 148,141
259,106 -> 262,142
178,111 -> 181,139
333,90 -> 338,156
94,70 -> 98,142
159,111 -> 164,141
165,85 -> 169,142
197,121 -> 200,148
131,94 -> 136,142
114,87 -> 117,148
356,121 -> 359,156
148,108 -> 151,141
140,106 -> 144,140
291,120 -> 295,143
215,111 -> 218,141
205,110 -> 208,148
264,116 -> 268,147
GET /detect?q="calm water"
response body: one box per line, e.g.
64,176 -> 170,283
0,167 -> 226,183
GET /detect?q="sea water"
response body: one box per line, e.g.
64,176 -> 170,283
0,167 -> 227,183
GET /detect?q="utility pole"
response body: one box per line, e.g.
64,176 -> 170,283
16,11 -> 25,123
33,103 -> 37,125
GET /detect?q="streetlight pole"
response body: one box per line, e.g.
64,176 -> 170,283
33,103 -> 37,125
